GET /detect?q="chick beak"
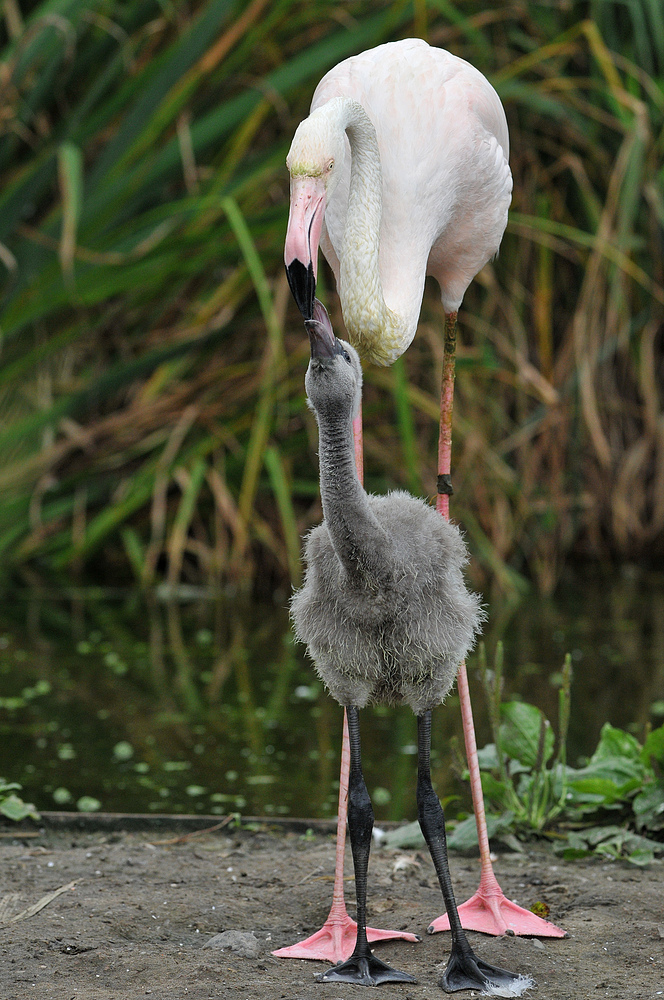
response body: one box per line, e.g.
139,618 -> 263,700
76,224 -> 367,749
305,299 -> 343,359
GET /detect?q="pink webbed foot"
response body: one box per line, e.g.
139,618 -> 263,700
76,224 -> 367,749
428,884 -> 567,938
272,904 -> 420,963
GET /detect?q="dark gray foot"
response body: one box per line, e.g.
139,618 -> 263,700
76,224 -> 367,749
441,948 -> 534,995
317,952 -> 417,986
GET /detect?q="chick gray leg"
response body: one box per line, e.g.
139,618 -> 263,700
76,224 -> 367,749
319,705 -> 416,986
417,711 -> 532,995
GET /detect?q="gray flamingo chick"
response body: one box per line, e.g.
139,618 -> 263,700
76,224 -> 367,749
291,301 -> 533,996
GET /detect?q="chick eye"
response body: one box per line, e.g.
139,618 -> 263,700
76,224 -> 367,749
341,348 -> 351,363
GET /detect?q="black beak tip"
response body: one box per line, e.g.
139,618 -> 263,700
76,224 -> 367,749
285,259 -> 316,320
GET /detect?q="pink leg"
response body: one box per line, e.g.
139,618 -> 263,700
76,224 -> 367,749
430,312 -> 566,939
352,408 -> 364,485
273,404 -> 420,962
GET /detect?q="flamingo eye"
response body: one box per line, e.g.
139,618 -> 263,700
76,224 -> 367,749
327,159 -> 334,171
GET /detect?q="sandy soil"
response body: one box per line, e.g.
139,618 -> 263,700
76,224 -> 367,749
1,815 -> 663,1000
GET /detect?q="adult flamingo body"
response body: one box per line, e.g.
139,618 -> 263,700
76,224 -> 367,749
284,37 -> 512,361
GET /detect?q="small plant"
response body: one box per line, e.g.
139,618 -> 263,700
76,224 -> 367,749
456,643 -> 664,865
0,779 -> 40,822
555,721 -> 664,866
477,642 -> 572,834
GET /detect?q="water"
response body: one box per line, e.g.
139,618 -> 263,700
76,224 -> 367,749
1,566 -> 663,822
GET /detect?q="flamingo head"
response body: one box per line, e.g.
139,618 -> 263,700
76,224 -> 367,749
285,109 -> 345,319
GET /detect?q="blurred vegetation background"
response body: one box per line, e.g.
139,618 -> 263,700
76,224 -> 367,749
1,0 -> 663,601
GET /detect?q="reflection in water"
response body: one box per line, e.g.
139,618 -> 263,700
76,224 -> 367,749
1,567 -> 663,821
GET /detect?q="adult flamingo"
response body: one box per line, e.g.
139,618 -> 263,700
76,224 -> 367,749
276,38 -> 565,961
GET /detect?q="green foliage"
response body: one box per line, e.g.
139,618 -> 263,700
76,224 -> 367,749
559,825 -> 661,868
0,1 -> 662,595
0,778 -> 40,821
465,644 -> 664,864
471,644 -> 572,834
554,722 -> 664,865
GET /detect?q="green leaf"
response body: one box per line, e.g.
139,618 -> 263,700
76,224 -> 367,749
499,701 -> 554,768
476,742 -> 501,770
0,779 -> 21,793
567,776 -> 624,804
0,792 -> 40,821
480,773 -> 509,803
379,819 -> 424,850
642,724 -> 664,768
566,725 -> 649,792
633,782 -> 664,832
592,723 -> 642,763
563,824 -> 664,866
446,814 -> 479,851
446,811 -> 516,852
627,848 -> 655,867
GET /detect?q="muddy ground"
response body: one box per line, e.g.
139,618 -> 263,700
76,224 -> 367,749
1,814 -> 662,1000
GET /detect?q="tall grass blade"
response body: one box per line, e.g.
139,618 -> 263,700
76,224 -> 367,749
56,141 -> 83,281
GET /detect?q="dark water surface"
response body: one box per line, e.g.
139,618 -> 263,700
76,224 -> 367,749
1,567 -> 663,822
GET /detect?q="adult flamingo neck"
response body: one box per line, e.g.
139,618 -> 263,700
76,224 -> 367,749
331,99 -> 415,366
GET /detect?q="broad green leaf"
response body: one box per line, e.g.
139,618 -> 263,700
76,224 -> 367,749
499,701 -> 554,768
570,756 -> 645,788
446,814 -> 480,852
379,819 -> 424,850
642,723 -> 664,768
0,792 -> 39,821
627,849 -> 655,867
476,743 -> 501,770
446,811 -> 516,852
633,782 -> 664,832
480,772 -> 509,802
592,723 -> 643,764
566,777 -> 623,804
0,780 -> 21,792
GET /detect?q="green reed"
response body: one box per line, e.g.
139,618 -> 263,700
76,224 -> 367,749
0,0 -> 662,595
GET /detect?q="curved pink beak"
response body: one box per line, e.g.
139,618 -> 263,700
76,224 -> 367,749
284,175 -> 326,320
